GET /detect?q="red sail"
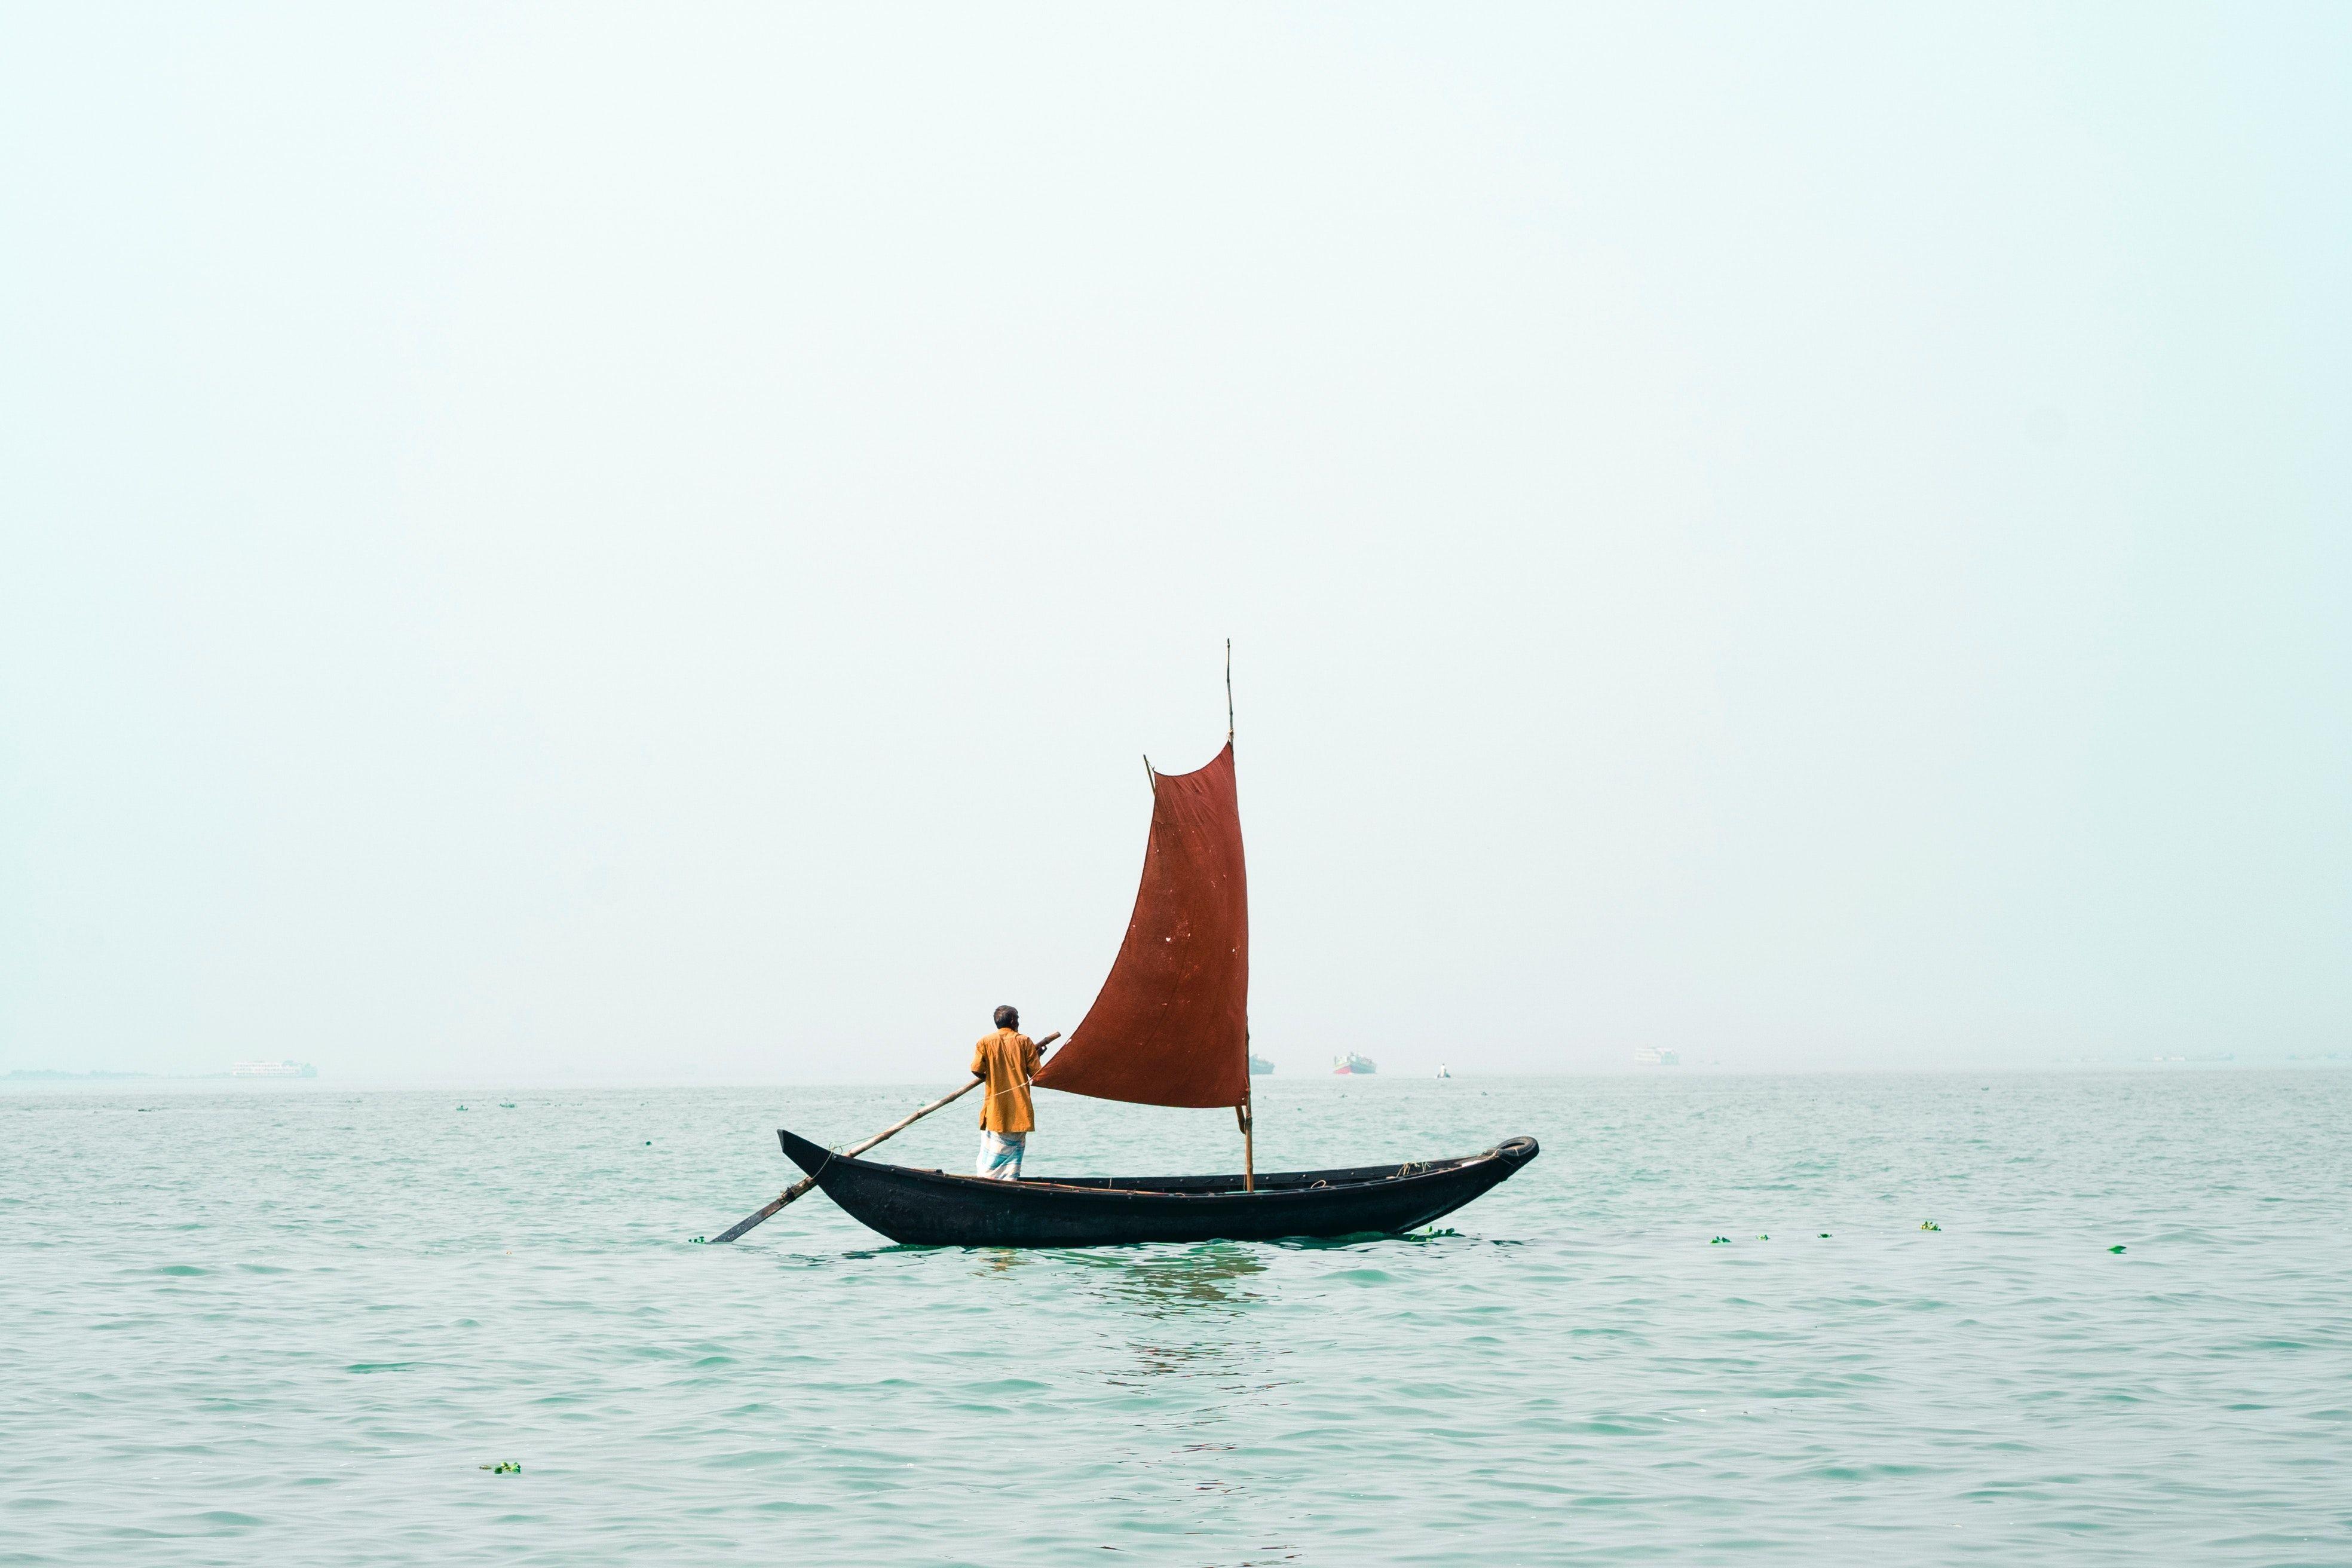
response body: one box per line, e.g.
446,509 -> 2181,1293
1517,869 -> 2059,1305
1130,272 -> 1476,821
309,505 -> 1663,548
1034,741 -> 1249,1109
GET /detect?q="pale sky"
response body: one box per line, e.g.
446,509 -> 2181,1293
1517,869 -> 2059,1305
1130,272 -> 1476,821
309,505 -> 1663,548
2,6 -> 2346,1082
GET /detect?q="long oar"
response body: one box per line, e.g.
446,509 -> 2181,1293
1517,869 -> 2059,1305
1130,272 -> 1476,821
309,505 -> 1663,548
705,1031 -> 1060,1244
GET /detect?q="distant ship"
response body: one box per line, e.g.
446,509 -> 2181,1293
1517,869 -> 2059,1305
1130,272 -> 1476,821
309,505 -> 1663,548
230,1060 -> 318,1079
1332,1052 -> 1377,1075
1435,1064 -> 1452,1079
1249,1054 -> 1275,1075
1632,1046 -> 1679,1067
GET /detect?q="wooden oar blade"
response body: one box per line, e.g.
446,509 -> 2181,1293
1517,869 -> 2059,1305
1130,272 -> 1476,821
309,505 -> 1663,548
706,1175 -> 816,1244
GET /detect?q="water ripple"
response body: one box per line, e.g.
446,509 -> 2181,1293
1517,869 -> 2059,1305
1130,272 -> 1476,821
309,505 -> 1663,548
2,1073 -> 2348,1564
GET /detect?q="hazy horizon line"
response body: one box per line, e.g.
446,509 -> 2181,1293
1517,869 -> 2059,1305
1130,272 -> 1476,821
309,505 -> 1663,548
7,1062 -> 2342,1095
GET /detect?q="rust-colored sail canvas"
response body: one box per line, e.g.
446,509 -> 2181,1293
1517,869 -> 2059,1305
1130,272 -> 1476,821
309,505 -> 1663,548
1035,742 -> 1249,1109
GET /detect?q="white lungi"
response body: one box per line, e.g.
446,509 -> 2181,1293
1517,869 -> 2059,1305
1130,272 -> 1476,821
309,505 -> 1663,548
976,1130 -> 1026,1180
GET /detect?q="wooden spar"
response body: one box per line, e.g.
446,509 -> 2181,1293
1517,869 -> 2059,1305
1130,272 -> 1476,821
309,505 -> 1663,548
1236,1089 -> 1254,1192
707,1031 -> 1059,1244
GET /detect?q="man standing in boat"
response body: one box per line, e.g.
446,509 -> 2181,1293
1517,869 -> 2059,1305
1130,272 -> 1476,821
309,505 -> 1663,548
970,1005 -> 1044,1179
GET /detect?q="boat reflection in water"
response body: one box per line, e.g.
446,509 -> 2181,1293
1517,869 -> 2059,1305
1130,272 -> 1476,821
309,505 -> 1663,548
1085,1246 -> 1270,1398
1076,1242 -> 1267,1319
966,1243 -> 1264,1309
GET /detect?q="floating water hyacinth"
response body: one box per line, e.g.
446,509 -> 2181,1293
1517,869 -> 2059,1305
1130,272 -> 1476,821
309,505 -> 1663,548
1920,1221 -> 1941,1231
479,1462 -> 522,1474
1819,1233 -> 1831,1239
1710,1236 -> 1731,1244
2109,1245 -> 2127,1253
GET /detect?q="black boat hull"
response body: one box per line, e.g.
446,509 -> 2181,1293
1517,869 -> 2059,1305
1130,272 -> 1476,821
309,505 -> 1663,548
776,1128 -> 1539,1248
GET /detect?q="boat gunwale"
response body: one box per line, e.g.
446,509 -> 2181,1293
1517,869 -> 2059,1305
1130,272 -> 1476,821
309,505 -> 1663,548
778,1131 -> 1532,1204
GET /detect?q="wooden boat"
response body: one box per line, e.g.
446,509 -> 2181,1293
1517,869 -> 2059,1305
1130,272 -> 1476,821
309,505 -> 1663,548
767,669 -> 1536,1247
778,1128 -> 1538,1247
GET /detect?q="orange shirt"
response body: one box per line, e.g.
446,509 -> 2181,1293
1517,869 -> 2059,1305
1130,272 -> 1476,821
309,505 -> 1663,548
969,1028 -> 1042,1134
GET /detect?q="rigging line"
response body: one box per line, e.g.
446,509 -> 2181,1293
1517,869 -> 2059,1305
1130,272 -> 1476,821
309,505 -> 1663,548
1142,754 -> 1155,794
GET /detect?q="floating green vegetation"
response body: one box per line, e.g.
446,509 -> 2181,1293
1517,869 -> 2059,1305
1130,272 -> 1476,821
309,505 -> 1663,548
1919,1221 -> 1941,1232
479,1462 -> 522,1475
2108,1245 -> 2127,1254
1710,1236 -> 1731,1245
1818,1233 -> 1831,1239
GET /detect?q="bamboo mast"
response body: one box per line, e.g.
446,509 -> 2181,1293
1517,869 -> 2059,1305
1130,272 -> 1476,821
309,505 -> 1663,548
1239,1085 -> 1254,1192
1230,639 -> 1252,1191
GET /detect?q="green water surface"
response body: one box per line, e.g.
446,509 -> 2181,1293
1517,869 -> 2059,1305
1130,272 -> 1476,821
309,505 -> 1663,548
3,1072 -> 2345,1565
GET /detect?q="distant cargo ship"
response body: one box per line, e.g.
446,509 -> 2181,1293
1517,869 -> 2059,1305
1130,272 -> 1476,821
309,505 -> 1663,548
1332,1052 -> 1377,1075
1632,1046 -> 1679,1067
1248,1054 -> 1275,1075
230,1060 -> 317,1079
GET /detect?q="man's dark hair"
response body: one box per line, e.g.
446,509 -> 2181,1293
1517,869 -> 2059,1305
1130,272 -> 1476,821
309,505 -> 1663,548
994,1004 -> 1018,1030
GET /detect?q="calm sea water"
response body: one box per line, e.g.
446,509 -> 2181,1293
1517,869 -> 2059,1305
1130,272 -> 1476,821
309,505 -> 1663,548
3,1072 -> 2346,1566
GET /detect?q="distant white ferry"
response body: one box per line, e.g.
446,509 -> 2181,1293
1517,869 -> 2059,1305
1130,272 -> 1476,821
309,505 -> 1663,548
1632,1046 -> 1680,1067
1435,1064 -> 1452,1079
230,1060 -> 318,1079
